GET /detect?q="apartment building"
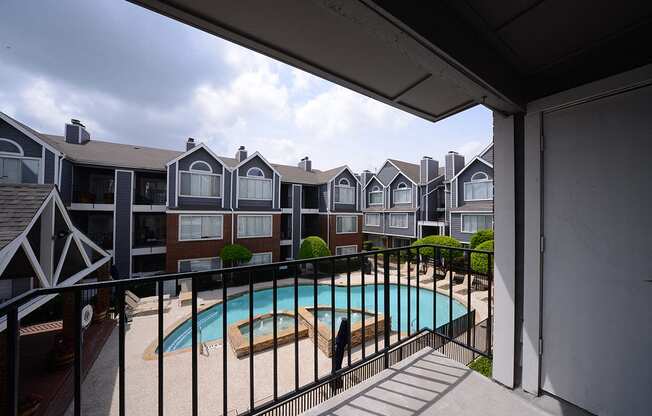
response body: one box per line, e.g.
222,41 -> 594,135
361,143 -> 494,247
0,112 -> 362,284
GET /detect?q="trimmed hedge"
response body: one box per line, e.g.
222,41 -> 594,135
470,240 -> 494,274
410,235 -> 462,260
470,229 -> 494,249
220,244 -> 253,266
298,236 -> 331,259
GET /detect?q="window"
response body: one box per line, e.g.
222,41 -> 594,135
0,139 -> 39,184
336,215 -> 357,234
178,257 -> 222,273
335,177 -> 355,204
179,162 -> 220,198
239,168 -> 272,200
365,213 -> 381,227
368,186 -> 383,205
461,215 -> 493,233
464,172 -> 493,201
336,245 -> 358,256
247,252 -> 273,265
389,213 -> 409,229
393,182 -> 411,204
237,215 -> 272,238
179,215 -> 223,240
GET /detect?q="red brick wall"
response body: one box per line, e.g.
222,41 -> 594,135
165,214 -> 232,272
233,214 -> 281,262
328,214 -> 363,254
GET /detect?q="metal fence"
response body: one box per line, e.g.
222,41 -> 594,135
0,244 -> 492,416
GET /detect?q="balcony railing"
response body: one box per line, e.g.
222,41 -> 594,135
0,245 -> 492,416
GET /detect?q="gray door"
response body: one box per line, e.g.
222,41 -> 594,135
541,85 -> 652,415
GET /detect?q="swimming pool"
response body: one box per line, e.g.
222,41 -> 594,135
161,283 -> 466,352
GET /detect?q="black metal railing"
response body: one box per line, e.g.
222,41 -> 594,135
0,245 -> 492,416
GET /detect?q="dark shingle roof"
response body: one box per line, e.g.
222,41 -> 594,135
0,184 -> 54,250
387,159 -> 420,183
450,201 -> 494,213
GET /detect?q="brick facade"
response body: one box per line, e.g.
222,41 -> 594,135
166,213 -> 281,272
327,214 -> 363,254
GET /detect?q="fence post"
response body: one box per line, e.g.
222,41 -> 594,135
383,253 -> 390,369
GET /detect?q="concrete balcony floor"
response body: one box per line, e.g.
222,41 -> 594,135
303,348 -> 549,416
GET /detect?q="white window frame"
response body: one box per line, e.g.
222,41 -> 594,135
461,214 -> 494,234
364,213 -> 381,227
463,172 -> 493,201
246,252 -> 273,265
388,213 -> 409,229
179,161 -> 221,199
368,185 -> 384,206
237,214 -> 273,238
336,215 -> 358,234
0,138 -> 42,184
393,182 -> 412,204
177,256 -> 222,273
178,214 -> 223,241
335,245 -> 358,256
238,168 -> 273,201
335,177 -> 355,204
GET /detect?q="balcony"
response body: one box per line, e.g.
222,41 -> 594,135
133,213 -> 166,248
302,185 -> 319,209
0,245 -> 496,416
134,172 -> 166,205
301,213 -> 321,239
69,211 -> 114,250
72,166 -> 115,205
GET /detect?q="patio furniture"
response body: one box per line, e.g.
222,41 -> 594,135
124,291 -> 171,317
453,272 -> 465,285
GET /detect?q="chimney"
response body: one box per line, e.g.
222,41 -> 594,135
235,146 -> 248,162
186,138 -> 196,151
298,156 -> 312,172
420,156 -> 439,184
65,119 -> 90,144
361,170 -> 374,185
445,151 -> 465,180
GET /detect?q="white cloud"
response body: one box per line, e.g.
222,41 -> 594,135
455,140 -> 487,160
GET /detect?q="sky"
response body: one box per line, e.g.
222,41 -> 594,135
0,0 -> 492,173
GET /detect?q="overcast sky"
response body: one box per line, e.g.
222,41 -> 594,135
0,0 -> 492,172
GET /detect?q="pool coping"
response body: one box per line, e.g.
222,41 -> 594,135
227,311 -> 309,358
142,278 -> 471,361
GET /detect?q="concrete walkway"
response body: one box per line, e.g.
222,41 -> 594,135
302,348 -> 549,416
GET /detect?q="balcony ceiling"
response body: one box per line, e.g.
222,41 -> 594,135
130,0 -> 652,122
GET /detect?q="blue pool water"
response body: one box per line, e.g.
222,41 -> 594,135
162,284 -> 466,352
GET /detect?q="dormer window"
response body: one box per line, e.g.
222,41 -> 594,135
368,185 -> 383,205
335,177 -> 355,204
239,166 -> 272,200
179,161 -> 221,198
464,171 -> 493,201
393,182 -> 411,204
0,138 -> 40,184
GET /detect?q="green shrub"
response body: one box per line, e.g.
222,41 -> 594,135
470,229 -> 494,249
298,236 -> 331,259
410,235 -> 462,260
469,356 -> 492,377
362,240 -> 374,251
470,240 -> 494,274
220,244 -> 253,266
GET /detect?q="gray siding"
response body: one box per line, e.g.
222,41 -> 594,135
236,155 -> 275,211
60,159 -> 73,205
480,144 -> 494,164
384,212 -> 416,238
455,159 -> 493,208
176,148 -> 225,210
292,185 -> 302,257
361,212 -> 383,234
44,150 -> 55,184
0,119 -> 43,158
331,169 -> 358,212
114,170 -> 133,278
363,177 -> 384,211
167,162 -> 177,208
449,213 -> 465,243
318,184 -> 328,212
376,162 -> 398,185
388,173 -> 415,210
223,169 -> 232,209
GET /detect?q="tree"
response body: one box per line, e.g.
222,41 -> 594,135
410,235 -> 462,259
470,229 -> 494,249
220,244 -> 253,267
470,240 -> 494,274
298,236 -> 331,259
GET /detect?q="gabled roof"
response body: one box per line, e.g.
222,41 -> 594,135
450,156 -> 493,183
165,142 -> 230,170
386,159 -> 420,184
0,112 -> 62,157
0,184 -> 54,251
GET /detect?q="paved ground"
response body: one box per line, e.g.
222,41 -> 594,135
65,267 -> 490,416
302,348 -> 549,416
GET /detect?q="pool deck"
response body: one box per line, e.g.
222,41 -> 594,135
66,267 -> 490,415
